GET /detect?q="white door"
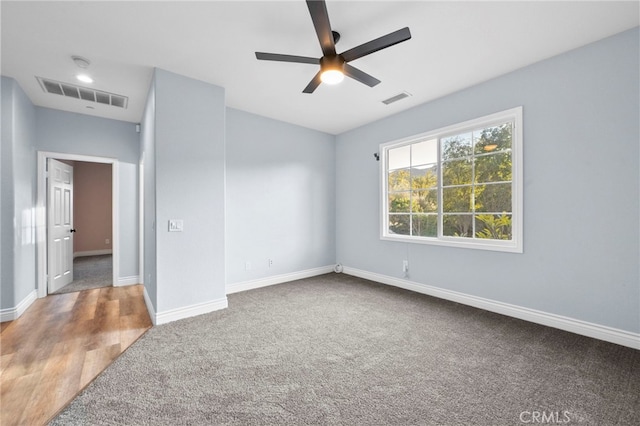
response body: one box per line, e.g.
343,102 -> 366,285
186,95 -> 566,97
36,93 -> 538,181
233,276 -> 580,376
48,159 -> 74,293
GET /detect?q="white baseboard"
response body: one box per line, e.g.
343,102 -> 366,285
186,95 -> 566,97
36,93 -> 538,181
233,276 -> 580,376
73,249 -> 113,258
343,267 -> 640,350
155,297 -> 228,325
143,286 -> 157,326
116,276 -> 140,287
0,290 -> 37,323
226,265 -> 335,295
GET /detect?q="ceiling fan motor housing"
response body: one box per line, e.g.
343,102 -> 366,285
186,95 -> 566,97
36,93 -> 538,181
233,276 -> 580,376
320,55 -> 345,73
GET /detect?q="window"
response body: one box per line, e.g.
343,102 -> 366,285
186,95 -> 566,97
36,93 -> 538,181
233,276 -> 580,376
381,107 -> 523,252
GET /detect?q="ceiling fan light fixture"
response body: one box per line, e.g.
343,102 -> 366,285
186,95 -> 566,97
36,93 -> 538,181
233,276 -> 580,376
320,69 -> 344,85
319,55 -> 345,85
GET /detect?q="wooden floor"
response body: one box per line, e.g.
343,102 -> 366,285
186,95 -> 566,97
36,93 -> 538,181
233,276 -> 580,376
0,285 -> 152,426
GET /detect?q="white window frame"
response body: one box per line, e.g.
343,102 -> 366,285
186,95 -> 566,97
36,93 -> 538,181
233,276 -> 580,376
380,106 -> 523,253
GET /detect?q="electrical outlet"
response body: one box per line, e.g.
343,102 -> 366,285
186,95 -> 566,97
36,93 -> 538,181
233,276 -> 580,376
268,259 -> 273,268
105,238 -> 110,245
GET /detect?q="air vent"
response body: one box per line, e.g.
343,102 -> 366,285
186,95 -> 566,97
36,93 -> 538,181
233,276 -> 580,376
36,77 -> 128,109
382,91 -> 412,105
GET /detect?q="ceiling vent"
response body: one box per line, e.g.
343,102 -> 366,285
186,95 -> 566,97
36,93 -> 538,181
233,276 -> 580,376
36,77 -> 128,109
382,91 -> 411,105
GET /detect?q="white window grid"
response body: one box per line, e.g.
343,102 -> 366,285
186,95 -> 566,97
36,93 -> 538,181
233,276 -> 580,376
380,107 -> 523,253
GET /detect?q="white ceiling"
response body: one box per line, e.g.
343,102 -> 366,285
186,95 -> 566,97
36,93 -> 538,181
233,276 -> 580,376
2,1 -> 638,135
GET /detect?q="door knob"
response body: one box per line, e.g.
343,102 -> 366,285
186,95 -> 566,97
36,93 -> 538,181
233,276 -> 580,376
70,229 -> 76,233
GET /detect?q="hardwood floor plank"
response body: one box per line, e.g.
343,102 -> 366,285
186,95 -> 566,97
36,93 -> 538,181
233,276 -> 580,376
70,289 -> 100,322
0,284 -> 151,426
0,373 -> 41,426
0,352 -> 15,376
79,343 -> 121,389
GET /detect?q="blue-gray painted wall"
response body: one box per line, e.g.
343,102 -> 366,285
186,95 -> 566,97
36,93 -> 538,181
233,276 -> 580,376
1,76 -> 37,309
152,69 -> 226,312
336,28 -> 639,332
226,108 -> 336,284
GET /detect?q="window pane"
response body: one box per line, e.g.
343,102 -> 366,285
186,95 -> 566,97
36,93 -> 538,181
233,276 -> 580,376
475,152 -> 512,183
475,183 -> 511,213
441,133 -> 472,161
443,214 -> 473,238
411,164 -> 437,189
474,123 -> 512,155
413,190 -> 438,213
389,214 -> 410,235
442,186 -> 472,212
442,159 -> 472,186
388,145 -> 410,170
412,139 -> 437,166
388,169 -> 410,191
389,192 -> 411,213
412,215 -> 437,237
475,214 -> 512,240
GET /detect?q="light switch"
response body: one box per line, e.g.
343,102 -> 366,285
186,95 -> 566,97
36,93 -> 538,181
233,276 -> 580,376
168,219 -> 184,232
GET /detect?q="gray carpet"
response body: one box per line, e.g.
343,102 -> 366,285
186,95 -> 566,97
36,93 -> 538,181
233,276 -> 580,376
52,254 -> 112,295
51,274 -> 639,425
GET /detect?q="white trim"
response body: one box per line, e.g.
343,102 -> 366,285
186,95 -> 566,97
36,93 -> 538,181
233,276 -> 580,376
226,265 -> 335,295
37,151 -> 120,298
155,297 -> 228,325
112,161 -> 120,292
0,290 -> 37,322
116,276 -> 140,287
138,162 -> 144,284
343,266 -> 640,350
143,286 -> 156,326
73,249 -> 113,258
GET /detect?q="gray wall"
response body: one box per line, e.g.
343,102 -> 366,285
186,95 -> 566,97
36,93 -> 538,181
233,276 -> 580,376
226,108 -> 336,284
1,76 -> 37,309
35,107 -> 140,279
336,28 -> 639,333
152,69 -> 226,313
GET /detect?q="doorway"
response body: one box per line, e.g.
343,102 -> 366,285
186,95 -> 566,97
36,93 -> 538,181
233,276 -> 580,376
36,151 -> 120,299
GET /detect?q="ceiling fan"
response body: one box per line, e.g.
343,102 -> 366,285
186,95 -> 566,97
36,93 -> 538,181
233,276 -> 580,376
255,0 -> 412,94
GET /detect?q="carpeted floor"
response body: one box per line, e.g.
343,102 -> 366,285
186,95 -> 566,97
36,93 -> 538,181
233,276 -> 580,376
51,273 -> 639,425
52,254 -> 113,295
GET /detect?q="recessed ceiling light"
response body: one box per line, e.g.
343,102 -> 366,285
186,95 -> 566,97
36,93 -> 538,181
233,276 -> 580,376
76,74 -> 93,84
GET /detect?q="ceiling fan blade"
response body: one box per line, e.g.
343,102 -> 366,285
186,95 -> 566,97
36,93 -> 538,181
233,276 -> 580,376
306,0 -> 336,57
255,52 -> 319,64
343,64 -> 381,87
341,27 -> 412,63
303,71 -> 323,94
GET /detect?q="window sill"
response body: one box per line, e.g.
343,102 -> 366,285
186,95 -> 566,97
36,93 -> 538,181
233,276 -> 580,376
380,234 -> 523,253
